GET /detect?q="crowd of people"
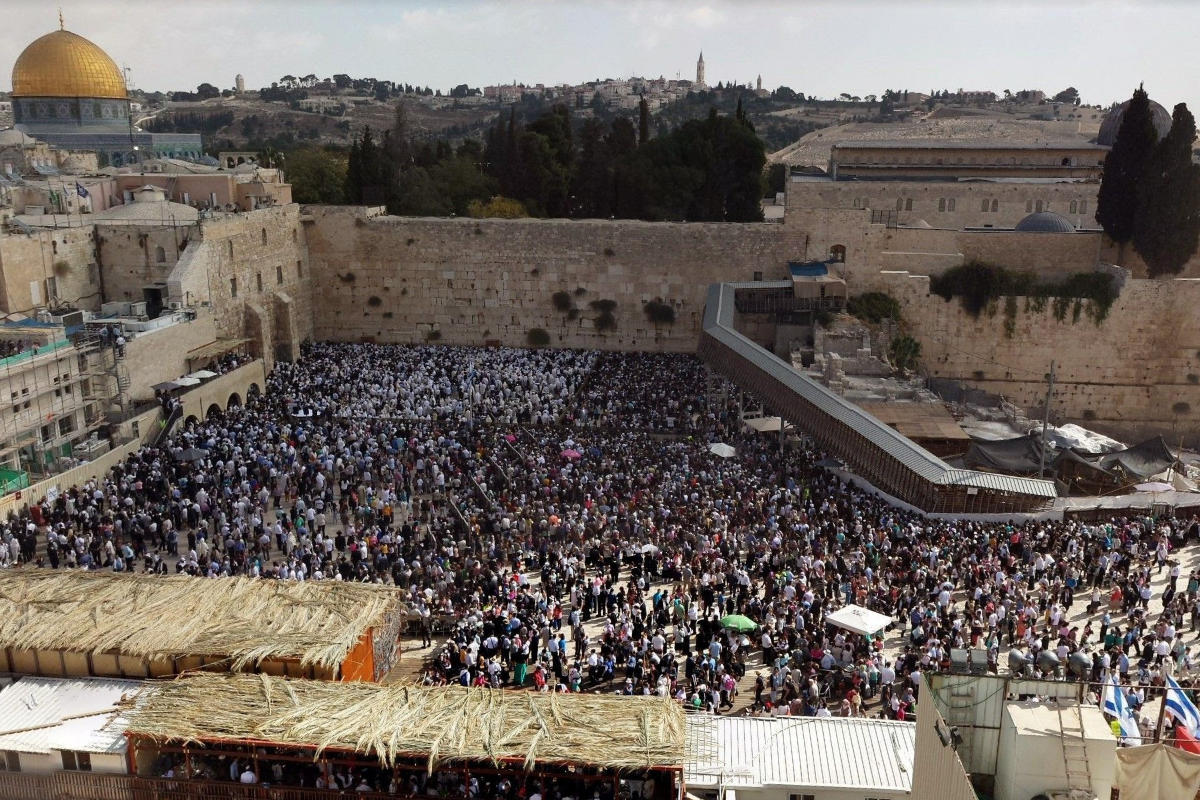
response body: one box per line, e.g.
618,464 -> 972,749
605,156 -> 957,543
4,342 -> 1198,730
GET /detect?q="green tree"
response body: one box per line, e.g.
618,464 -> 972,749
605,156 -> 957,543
468,196 -> 527,218
285,148 -> 347,204
766,163 -> 787,195
1052,87 -> 1080,104
1096,86 -> 1160,249
1133,103 -> 1200,277
638,97 -> 650,146
344,127 -> 391,205
195,82 -> 220,100
572,118 -> 614,218
427,155 -> 497,215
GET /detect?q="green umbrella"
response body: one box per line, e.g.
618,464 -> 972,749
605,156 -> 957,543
719,614 -> 759,632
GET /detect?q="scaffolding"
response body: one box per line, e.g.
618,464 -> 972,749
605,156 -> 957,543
0,328 -> 110,483
77,323 -> 132,421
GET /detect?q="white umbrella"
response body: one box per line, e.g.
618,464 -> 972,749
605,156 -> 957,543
707,442 -> 736,459
640,543 -> 660,555
186,369 -> 218,380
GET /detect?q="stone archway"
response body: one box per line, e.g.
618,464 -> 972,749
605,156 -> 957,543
184,415 -> 199,428
247,383 -> 261,399
205,403 -> 222,419
227,392 -> 241,409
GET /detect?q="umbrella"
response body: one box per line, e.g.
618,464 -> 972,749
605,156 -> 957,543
707,442 -> 736,459
561,449 -> 582,461
174,447 -> 208,463
1135,481 -> 1173,493
504,434 -> 517,443
719,614 -> 759,632
640,543 -> 660,555
186,369 -> 218,380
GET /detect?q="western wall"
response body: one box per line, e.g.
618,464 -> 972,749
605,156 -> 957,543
875,269 -> 1200,445
302,207 -> 807,352
301,203 -> 1200,445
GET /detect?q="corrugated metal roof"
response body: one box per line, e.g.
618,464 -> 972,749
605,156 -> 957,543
685,714 -> 915,792
702,283 -> 1057,499
0,676 -> 144,755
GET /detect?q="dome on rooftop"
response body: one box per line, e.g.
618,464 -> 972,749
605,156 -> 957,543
11,29 -> 127,100
1014,211 -> 1075,233
1097,98 -> 1171,147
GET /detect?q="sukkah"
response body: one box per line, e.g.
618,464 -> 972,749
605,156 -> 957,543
0,571 -> 404,676
126,673 -> 687,773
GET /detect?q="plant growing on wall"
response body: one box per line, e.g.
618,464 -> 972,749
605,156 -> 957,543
53,260 -> 71,277
888,335 -> 921,373
846,292 -> 900,324
931,261 -> 1117,324
551,291 -> 573,312
644,299 -> 676,325
527,328 -> 551,347
589,299 -> 618,333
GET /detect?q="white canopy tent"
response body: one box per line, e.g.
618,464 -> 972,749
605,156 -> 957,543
825,604 -> 893,637
707,443 -> 736,459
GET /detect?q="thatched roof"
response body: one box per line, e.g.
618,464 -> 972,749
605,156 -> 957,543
127,673 -> 687,773
0,571 -> 402,671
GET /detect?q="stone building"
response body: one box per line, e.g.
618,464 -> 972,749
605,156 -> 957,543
827,142 -> 1107,181
0,322 -> 106,483
9,21 -> 201,164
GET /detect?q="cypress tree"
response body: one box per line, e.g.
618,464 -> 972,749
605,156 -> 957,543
1133,103 -> 1200,277
638,97 -> 650,147
1096,85 -> 1159,249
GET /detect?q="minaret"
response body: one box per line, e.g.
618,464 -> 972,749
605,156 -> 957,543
696,51 -> 706,88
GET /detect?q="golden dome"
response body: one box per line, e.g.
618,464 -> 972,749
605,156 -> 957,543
11,29 -> 127,100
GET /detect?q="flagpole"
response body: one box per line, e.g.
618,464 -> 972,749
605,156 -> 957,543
1156,684 -> 1169,743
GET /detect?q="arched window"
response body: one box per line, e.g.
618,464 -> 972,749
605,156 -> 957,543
991,199 -> 998,212
261,228 -> 267,244
1035,200 -> 1044,213
1069,200 -> 1078,214
829,244 -> 846,263
155,246 -> 166,264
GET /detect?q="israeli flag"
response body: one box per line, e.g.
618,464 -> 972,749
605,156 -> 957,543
1103,673 -> 1142,744
1166,676 -> 1200,737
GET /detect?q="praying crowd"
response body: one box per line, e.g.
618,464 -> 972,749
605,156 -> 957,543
2,341 -> 1198,725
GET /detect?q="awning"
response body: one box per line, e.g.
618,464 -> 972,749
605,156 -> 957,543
173,376 -> 200,387
825,604 -> 893,636
707,443 -> 736,459
185,370 -> 218,380
187,338 -> 250,361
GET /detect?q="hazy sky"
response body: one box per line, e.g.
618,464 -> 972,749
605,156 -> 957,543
4,1 -> 1198,112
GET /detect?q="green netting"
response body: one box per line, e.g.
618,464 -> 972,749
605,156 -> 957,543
0,469 -> 29,495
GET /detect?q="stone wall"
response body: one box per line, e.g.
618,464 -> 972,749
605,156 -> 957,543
0,226 -> 101,312
96,222 -> 193,305
303,208 -> 807,352
194,205 -> 312,367
122,313 -> 218,405
876,271 -> 1200,445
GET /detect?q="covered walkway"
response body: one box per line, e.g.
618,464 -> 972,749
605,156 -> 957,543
698,282 -> 1056,514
